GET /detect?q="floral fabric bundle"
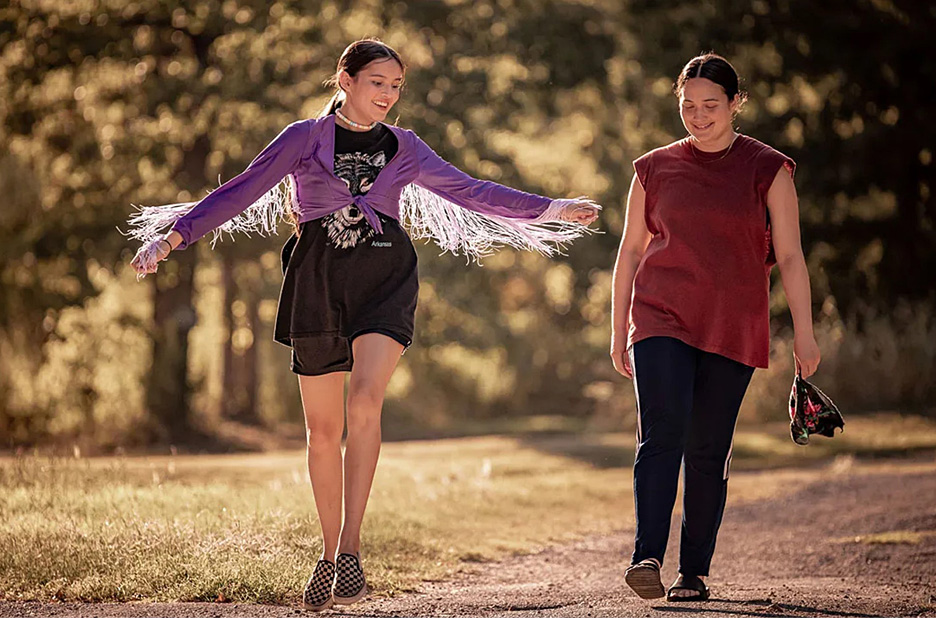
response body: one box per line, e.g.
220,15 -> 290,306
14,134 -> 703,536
789,375 -> 845,445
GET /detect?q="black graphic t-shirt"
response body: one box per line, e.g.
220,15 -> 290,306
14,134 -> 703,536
276,118 -> 418,375
320,121 -> 399,249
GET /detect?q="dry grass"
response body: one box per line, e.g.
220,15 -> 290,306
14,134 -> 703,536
0,438 -> 628,604
2,413 -> 935,604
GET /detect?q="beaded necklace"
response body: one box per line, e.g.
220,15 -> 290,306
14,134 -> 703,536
336,108 -> 376,131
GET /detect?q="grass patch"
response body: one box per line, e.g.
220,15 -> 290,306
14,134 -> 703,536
0,437 -> 629,604
729,413 -> 936,469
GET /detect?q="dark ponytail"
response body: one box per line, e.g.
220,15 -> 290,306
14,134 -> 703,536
319,38 -> 405,118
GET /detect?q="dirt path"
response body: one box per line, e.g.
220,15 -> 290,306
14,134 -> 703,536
3,457 -> 935,618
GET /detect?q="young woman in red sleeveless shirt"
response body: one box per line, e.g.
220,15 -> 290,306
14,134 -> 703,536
610,54 -> 821,602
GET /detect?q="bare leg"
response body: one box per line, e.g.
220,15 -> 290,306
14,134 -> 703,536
338,333 -> 403,554
298,372 -> 346,562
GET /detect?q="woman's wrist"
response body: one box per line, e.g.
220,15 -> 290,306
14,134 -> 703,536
536,199 -> 570,222
163,231 -> 183,251
793,327 -> 816,341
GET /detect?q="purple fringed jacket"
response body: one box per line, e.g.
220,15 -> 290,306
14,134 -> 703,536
169,114 -> 554,250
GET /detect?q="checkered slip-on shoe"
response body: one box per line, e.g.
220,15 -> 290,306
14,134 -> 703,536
302,558 -> 336,611
333,552 -> 367,605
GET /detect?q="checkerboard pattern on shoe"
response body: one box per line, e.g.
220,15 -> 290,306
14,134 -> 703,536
333,552 -> 367,604
302,558 -> 336,611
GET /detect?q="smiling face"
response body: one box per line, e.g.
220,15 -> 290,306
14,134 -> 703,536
338,58 -> 404,127
679,77 -> 738,148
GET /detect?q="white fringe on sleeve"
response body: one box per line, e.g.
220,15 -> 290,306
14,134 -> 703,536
124,175 -> 299,277
126,176 -> 597,276
399,185 -> 598,262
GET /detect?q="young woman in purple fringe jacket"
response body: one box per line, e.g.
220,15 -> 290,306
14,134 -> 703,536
128,39 -> 598,611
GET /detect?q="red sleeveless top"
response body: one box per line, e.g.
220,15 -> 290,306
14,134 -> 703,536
628,135 -> 795,368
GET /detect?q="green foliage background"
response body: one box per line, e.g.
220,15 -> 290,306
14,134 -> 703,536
1,0 -> 933,449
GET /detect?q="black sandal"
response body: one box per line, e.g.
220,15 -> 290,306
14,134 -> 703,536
624,559 -> 665,599
666,573 -> 710,602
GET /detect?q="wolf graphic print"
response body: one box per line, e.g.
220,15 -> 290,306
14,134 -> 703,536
321,151 -> 388,249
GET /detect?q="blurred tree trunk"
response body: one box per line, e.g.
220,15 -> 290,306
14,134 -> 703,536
145,133 -> 209,444
221,253 -> 238,419
230,268 -> 262,425
220,256 -> 262,425
243,290 -> 260,424
147,247 -> 197,443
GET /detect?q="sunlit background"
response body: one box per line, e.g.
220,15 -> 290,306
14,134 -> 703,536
2,0 -> 933,452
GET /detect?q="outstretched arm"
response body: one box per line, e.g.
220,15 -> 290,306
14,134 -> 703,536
169,121 -> 310,250
413,135 -> 598,224
130,121 -> 310,278
767,167 -> 821,378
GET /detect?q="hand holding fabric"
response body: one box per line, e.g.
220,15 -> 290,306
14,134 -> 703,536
130,238 -> 171,280
793,331 -> 821,378
558,198 -> 601,225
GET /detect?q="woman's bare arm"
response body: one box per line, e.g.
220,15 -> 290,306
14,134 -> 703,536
610,174 -> 652,378
766,167 -> 821,378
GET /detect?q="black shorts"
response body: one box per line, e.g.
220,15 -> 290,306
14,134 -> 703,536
273,213 -> 419,376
